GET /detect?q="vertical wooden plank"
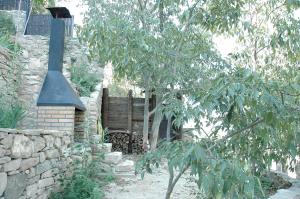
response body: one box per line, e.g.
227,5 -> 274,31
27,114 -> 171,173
101,88 -> 109,129
128,90 -> 133,153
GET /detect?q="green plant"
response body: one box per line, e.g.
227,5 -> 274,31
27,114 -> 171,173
0,103 -> 25,128
0,12 -> 16,35
50,152 -> 114,199
69,64 -> 100,97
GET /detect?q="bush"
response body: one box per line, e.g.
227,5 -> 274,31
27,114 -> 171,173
50,153 -> 114,199
0,12 -> 16,35
69,64 -> 101,97
0,103 -> 25,128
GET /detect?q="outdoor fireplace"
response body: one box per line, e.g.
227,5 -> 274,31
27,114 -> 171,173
37,7 -> 85,132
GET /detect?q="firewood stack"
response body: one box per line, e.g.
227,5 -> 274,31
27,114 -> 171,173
105,130 -> 144,154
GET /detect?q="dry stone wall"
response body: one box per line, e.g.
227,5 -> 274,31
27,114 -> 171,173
15,35 -> 103,130
0,128 -> 73,199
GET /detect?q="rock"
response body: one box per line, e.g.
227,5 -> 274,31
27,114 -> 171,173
41,168 -> 59,179
20,158 -> 39,171
7,170 -> 20,175
0,147 -> 5,157
0,156 -> 11,164
4,159 -> 21,172
104,152 -> 122,164
115,160 -> 135,172
0,132 -> 8,139
43,135 -> 54,148
54,138 -> 61,148
11,135 -> 34,158
39,152 -> 46,163
38,177 -> 54,188
32,137 -> 46,152
0,173 -> 7,196
4,173 -> 27,199
0,135 -> 13,149
36,160 -> 52,175
26,183 -> 38,198
45,149 -> 60,159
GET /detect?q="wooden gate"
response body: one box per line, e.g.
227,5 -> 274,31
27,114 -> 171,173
101,88 -> 178,153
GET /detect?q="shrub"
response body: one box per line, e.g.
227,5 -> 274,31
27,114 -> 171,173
69,64 -> 100,97
0,103 -> 25,128
50,153 -> 114,199
0,12 -> 16,35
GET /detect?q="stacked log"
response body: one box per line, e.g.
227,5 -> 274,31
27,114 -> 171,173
132,133 -> 143,154
105,130 -> 143,154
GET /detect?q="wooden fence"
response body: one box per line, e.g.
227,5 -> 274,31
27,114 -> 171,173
0,0 -> 74,37
101,88 -> 180,153
0,0 -> 30,12
25,14 -> 74,37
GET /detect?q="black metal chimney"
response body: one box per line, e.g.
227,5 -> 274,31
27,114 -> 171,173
37,7 -> 86,111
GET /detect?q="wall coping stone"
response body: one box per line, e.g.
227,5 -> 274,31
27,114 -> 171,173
0,129 -> 72,137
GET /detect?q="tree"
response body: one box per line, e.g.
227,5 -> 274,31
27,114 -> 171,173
79,0 -> 230,150
79,0 -> 299,198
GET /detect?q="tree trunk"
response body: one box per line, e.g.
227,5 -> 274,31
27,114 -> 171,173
150,94 -> 163,151
166,115 -> 171,142
142,75 -> 150,151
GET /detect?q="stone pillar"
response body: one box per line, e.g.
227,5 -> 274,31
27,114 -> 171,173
37,106 -> 75,132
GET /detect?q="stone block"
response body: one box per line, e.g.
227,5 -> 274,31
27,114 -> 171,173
20,158 -> 39,171
115,160 -> 135,172
32,137 -> 46,152
26,183 -> 38,198
39,152 -> 46,163
0,156 -> 11,164
4,159 -> 21,172
104,152 -> 122,164
36,160 -> 52,175
0,173 -> 7,196
7,170 -> 20,175
41,168 -> 59,179
0,135 -> 13,149
4,173 -> 26,199
0,147 -> 5,157
43,135 -> 54,148
38,177 -> 54,188
11,135 -> 34,158
54,138 -> 62,148
0,132 -> 8,140
45,149 -> 60,159
27,175 -> 40,185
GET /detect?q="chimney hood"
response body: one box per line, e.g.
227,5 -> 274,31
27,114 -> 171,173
37,7 -> 86,111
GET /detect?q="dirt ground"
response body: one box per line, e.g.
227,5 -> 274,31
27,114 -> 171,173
104,161 -> 198,199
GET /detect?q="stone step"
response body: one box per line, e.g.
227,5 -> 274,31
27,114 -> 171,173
115,160 -> 135,172
114,171 -> 136,179
103,152 -> 122,165
91,143 -> 112,154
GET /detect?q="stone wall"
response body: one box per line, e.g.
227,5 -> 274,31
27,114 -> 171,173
15,35 -> 103,130
75,83 -> 103,143
0,128 -> 73,199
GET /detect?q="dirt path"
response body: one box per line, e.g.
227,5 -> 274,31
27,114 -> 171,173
104,165 -> 198,199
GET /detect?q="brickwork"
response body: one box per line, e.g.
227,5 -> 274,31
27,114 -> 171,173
74,110 -> 85,142
37,106 -> 75,132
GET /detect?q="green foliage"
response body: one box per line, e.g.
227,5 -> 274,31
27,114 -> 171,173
0,12 -> 16,35
69,64 -> 101,97
0,103 -> 25,128
81,0 -> 300,198
32,0 -> 55,14
136,141 -> 265,199
50,153 -> 114,199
